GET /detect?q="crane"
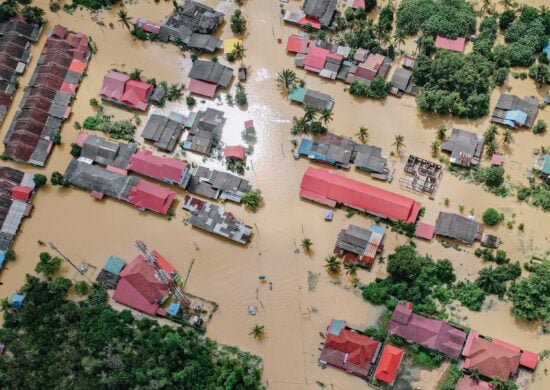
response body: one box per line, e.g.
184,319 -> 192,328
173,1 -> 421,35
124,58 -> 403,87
135,240 -> 190,307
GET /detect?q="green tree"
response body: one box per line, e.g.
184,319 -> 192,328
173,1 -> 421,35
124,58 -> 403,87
231,9 -> 246,33
277,69 -> 296,91
22,6 -> 44,24
249,324 -> 265,340
532,119 -> 547,134
129,68 -> 142,81
356,126 -> 369,143
436,126 -> 447,141
325,255 -> 342,275
393,134 -> 405,154
502,129 -> 513,145
507,261 -> 550,321
235,82 -> 247,106
33,174 -> 47,188
50,172 -> 67,187
484,124 -> 499,143
482,208 -> 503,225
344,262 -> 358,280
116,9 -> 133,30
4,248 -> 15,262
529,63 -> 550,87
74,281 -> 90,296
301,238 -> 313,253
70,143 -> 82,158
484,167 -> 504,188
431,140 -> 440,157
231,42 -> 246,63
241,189 -> 263,212
35,252 -> 61,278
319,108 -> 333,126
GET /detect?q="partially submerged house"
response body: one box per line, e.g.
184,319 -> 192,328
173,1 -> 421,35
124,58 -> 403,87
534,154 -> 550,184
319,319 -> 382,379
99,70 -> 153,111
435,212 -> 483,245
302,0 -> 338,28
0,167 -> 36,255
435,36 -> 466,52
158,1 -> 224,53
77,133 -> 137,169
388,304 -> 467,359
295,136 -> 355,169
182,108 -> 225,155
352,53 -> 391,83
188,60 -> 233,97
462,330 -> 539,381
286,34 -> 311,54
141,113 -> 184,152
300,167 -> 421,224
373,345 -> 404,386
301,45 -> 343,78
182,195 -> 252,244
334,224 -> 385,268
3,26 -> 90,166
390,68 -> 417,97
441,128 -> 484,167
128,149 -> 191,187
353,143 -> 389,178
224,145 -> 246,161
455,377 -> 493,390
491,94 -> 539,129
96,256 -> 126,289
288,87 -> 334,111
186,166 -> 251,203
402,155 -> 442,194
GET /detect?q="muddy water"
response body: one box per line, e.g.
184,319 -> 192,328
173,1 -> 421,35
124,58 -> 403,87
0,0 -> 548,389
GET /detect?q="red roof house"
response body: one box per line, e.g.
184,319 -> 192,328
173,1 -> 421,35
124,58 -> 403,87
128,180 -> 177,215
304,46 -> 342,73
68,59 -> 86,74
455,377 -> 494,390
99,70 -> 129,101
112,254 -> 169,316
11,186 -> 32,202
435,36 -> 466,53
519,350 -> 539,370
188,78 -> 217,98
300,167 -> 421,224
355,53 -> 385,81
120,79 -> 153,111
286,34 -> 310,54
298,16 -> 321,30
224,145 -> 246,160
128,150 -> 187,184
348,0 -> 366,9
415,222 -> 435,240
387,304 -> 467,359
319,320 -> 381,378
491,153 -> 503,167
374,345 -> 404,385
51,25 -> 67,39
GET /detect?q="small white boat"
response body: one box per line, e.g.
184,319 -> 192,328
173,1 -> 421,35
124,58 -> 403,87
248,305 -> 257,315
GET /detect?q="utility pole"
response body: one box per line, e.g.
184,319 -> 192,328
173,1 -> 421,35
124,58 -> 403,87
48,241 -> 84,275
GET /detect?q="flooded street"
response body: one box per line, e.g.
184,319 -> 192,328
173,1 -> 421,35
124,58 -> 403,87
0,0 -> 548,388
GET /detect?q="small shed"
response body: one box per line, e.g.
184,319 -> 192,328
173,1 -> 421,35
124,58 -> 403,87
324,209 -> 333,221
166,302 -> 181,316
224,146 -> 246,160
491,153 -> 503,167
244,119 -> 254,129
9,294 -> 25,310
11,186 -> 32,202
415,222 -> 435,240
104,256 -> 126,275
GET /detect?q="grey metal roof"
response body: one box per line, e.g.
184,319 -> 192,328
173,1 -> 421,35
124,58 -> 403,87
335,224 -> 372,255
165,1 -> 224,34
441,128 -> 484,167
80,134 -> 137,169
0,200 -> 29,235
189,60 -> 233,88
187,33 -> 222,53
141,114 -> 183,152
435,212 -> 480,245
491,94 -> 539,128
186,167 -> 250,202
303,0 -> 338,27
64,70 -> 81,85
303,89 -> 333,110
353,144 -> 388,174
391,68 -> 412,92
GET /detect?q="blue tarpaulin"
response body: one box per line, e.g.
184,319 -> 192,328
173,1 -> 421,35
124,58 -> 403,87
544,39 -> 550,61
10,294 -> 25,310
104,256 -> 126,275
166,303 -> 180,316
504,110 -> 527,126
328,319 -> 345,336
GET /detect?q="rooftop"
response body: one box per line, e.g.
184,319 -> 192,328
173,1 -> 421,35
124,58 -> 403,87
491,94 -> 539,129
435,212 -> 482,245
303,0 -> 338,27
373,345 -> 404,385
435,36 -> 466,52
441,128 -> 484,167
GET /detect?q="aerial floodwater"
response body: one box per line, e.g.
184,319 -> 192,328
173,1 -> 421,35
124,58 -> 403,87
0,0 -> 548,389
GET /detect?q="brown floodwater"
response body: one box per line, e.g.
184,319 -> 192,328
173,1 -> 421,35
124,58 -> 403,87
0,0 -> 548,388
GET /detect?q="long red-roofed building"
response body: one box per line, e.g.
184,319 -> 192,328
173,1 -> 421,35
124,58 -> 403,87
373,345 -> 404,385
300,167 -> 421,223
435,36 -> 466,53
319,320 -> 381,379
128,149 -> 189,186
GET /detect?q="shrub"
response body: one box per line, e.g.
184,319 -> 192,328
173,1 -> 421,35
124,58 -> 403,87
533,119 -> 547,134
241,189 -> 263,212
482,208 -> 503,225
33,174 -> 47,188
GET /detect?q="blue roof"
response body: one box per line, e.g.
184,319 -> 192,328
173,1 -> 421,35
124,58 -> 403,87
298,138 -> 313,155
289,87 -> 307,103
169,112 -> 185,123
544,39 -> 550,61
504,110 -> 527,125
184,112 -> 198,127
370,224 -> 386,235
0,251 -> 5,269
166,303 -> 180,316
104,256 -> 126,275
10,294 -> 25,309
328,319 -> 345,336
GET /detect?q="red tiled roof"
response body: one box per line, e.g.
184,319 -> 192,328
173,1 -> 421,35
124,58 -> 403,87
11,186 -> 32,202
462,331 -> 521,380
128,150 -> 187,183
435,36 -> 466,52
304,46 -> 342,72
99,71 -> 130,101
388,304 -> 467,359
455,377 -> 494,390
224,145 -> 246,160
188,78 -> 217,98
286,34 -> 310,54
415,222 -> 435,240
51,25 -> 67,39
120,80 -> 153,111
112,255 -> 169,315
60,81 -> 77,95
300,167 -> 421,223
128,179 -> 177,215
374,345 -> 404,384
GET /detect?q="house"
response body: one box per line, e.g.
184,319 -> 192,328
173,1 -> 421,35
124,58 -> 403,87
182,108 -> 225,155
491,94 -> 539,129
319,319 -> 381,379
188,60 -> 233,97
462,331 -> 538,381
182,195 -> 252,244
141,113 -> 184,152
373,345 -> 404,385
403,155 -> 442,194
78,133 -> 137,169
347,0 -> 365,9
0,167 -> 35,252
333,224 -> 385,268
3,27 -> 90,166
415,222 -> 435,240
99,70 -> 153,111
295,136 -> 355,168
303,0 -> 338,28
455,377 -> 494,390
300,167 -> 422,224
286,34 -> 310,54
354,53 -> 387,82
401,54 -> 416,69
302,45 -> 343,74
127,180 -> 177,215
112,253 -> 170,316
128,149 -> 190,187
534,154 -> 550,183
480,233 -> 500,249
96,255 -> 126,289
136,18 -> 161,34
387,304 -> 467,359
441,128 -> 484,167
224,145 -> 246,161
288,87 -> 334,110
435,36 -> 466,52
186,166 -> 251,203
353,144 -> 388,177
390,68 -> 417,97
435,212 -> 483,245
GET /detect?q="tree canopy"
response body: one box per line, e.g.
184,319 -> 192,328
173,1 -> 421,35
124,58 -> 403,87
507,261 -> 550,320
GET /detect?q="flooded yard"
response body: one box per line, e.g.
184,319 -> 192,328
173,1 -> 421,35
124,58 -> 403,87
0,0 -> 548,388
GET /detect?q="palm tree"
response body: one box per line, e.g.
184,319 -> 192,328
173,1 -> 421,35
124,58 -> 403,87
303,105 -> 319,123
485,139 -> 498,157
431,140 -> 440,157
436,126 -> 447,141
116,10 -> 133,30
231,42 -> 246,63
480,0 -> 493,14
277,69 -> 296,91
301,238 -> 313,252
502,129 -> 513,145
325,255 -> 342,275
484,124 -> 499,143
393,29 -> 406,50
129,68 -> 142,80
320,108 -> 333,126
356,126 -> 369,143
344,262 -> 358,279
393,134 -> 405,154
249,324 -> 265,340
469,368 -> 481,383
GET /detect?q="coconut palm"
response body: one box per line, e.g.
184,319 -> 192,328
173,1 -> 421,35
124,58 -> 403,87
436,126 -> 447,141
344,262 -> 358,279
485,139 -> 498,158
303,105 -> 319,123
116,10 -> 133,30
320,108 -> 333,126
231,42 -> 246,62
301,238 -> 313,252
393,134 -> 405,154
431,140 -> 440,157
502,129 -> 514,145
129,68 -> 142,80
277,69 -> 296,91
325,255 -> 342,275
356,126 -> 369,143
249,324 -> 265,340
469,368 -> 481,382
393,29 -> 406,50
484,125 -> 499,143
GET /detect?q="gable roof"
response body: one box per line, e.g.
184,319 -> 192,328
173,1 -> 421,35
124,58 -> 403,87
455,377 -> 493,390
304,45 -> 342,72
303,0 -> 338,27
188,60 -> 233,88
99,71 -> 129,100
435,212 -> 481,245
286,34 -> 310,54
128,149 -> 187,183
435,36 -> 466,52
188,78 -> 217,97
374,345 -> 404,384
223,145 -> 246,160
120,79 -> 153,111
127,179 -> 176,215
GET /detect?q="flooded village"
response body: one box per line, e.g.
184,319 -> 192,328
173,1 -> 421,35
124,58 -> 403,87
0,0 -> 548,389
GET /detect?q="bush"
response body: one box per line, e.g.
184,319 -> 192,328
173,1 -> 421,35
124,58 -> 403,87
532,119 -> 547,134
50,172 -> 67,187
74,281 -> 90,296
452,281 -> 485,311
70,143 -> 82,158
35,252 -> 61,278
33,174 -> 47,188
186,95 -> 196,107
83,115 -> 136,141
528,63 -> 550,86
230,9 -> 246,33
482,208 -> 503,225
349,77 -> 391,99
235,82 -> 247,106
241,189 -> 263,212
508,261 -> 550,320
517,186 -> 531,201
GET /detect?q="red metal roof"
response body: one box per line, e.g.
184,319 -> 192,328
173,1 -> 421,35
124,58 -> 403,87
304,46 -> 342,73
75,132 -> 89,147
300,167 -> 421,223
286,34 -> 309,54
455,377 -> 494,390
350,0 -> 366,9
68,59 -> 86,74
99,71 -> 129,101
224,145 -> 246,160
152,250 -> 176,275
491,153 -> 503,166
128,150 -> 187,183
415,222 -> 435,240
11,186 -> 32,202
435,36 -> 466,52
51,25 -> 67,39
120,80 -> 153,111
374,345 -> 404,384
519,350 -> 539,370
298,16 -> 321,30
188,78 -> 217,98
60,81 -> 77,95
128,179 -> 177,215
244,119 -> 254,129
